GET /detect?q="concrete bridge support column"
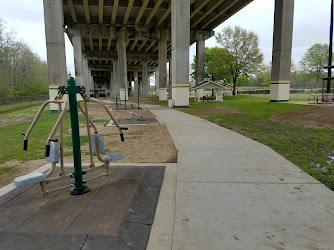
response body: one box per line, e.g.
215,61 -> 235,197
89,69 -> 94,95
196,33 -> 205,101
43,0 -> 67,111
110,70 -> 115,98
73,35 -> 83,87
118,28 -> 128,101
134,70 -> 139,98
142,61 -> 149,96
113,59 -> 120,99
159,30 -> 168,101
155,71 -> 160,97
82,55 -> 89,92
171,0 -> 190,108
73,35 -> 84,100
169,61 -> 172,99
128,72 -> 133,96
270,0 -> 294,102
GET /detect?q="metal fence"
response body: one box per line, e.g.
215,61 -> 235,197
0,95 -> 49,113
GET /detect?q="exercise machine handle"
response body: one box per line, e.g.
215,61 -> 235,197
45,138 -> 58,157
21,132 -> 28,150
45,145 -> 50,157
120,127 -> 127,142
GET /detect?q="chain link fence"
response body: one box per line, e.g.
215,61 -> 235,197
0,95 -> 49,114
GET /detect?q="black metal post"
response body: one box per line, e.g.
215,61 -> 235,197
327,0 -> 334,93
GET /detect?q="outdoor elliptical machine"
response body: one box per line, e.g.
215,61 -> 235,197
14,77 -> 128,196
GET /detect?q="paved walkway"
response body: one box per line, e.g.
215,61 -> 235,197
145,104 -> 334,250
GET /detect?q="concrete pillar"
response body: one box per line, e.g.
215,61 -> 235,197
169,61 -> 172,98
270,0 -> 294,102
155,71 -> 160,96
73,35 -> 83,87
142,61 -> 149,96
43,0 -> 67,111
82,55 -> 89,92
113,60 -> 120,98
171,0 -> 190,108
88,69 -> 94,96
128,72 -> 133,96
118,28 -> 128,100
196,34 -> 205,101
159,30 -> 168,101
134,70 -> 139,97
110,70 -> 115,98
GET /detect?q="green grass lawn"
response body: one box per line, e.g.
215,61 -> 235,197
180,96 -> 334,190
0,105 -> 87,165
0,100 -> 47,115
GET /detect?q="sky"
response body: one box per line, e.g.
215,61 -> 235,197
0,0 -> 331,75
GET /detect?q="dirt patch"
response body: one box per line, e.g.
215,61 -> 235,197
0,159 -> 46,187
0,101 -> 177,188
0,111 -> 37,128
190,106 -> 245,119
270,106 -> 334,129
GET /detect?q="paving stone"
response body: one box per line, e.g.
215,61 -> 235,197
65,208 -> 127,235
111,167 -> 146,180
112,118 -> 160,126
0,186 -> 31,207
43,176 -> 109,210
82,235 -> 129,250
0,207 -> 37,231
2,184 -> 59,210
141,167 -> 165,187
117,221 -> 151,250
124,184 -> 161,225
15,207 -> 83,234
0,166 -> 163,249
0,231 -> 86,250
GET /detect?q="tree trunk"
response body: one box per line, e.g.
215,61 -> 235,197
232,78 -> 237,95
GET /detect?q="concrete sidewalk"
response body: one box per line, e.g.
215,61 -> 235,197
146,104 -> 334,250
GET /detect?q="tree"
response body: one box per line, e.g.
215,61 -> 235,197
191,47 -> 232,82
215,26 -> 264,95
299,43 -> 328,84
0,18 -> 48,97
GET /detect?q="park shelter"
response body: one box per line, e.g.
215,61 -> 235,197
43,0 -> 294,110
193,80 -> 234,101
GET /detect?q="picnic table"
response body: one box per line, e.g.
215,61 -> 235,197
308,94 -> 333,104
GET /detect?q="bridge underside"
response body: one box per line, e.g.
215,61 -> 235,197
44,0 -> 294,107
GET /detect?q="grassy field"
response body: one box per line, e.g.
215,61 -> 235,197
0,105 -> 87,165
177,96 -> 334,190
251,93 -> 311,101
0,100 -> 47,115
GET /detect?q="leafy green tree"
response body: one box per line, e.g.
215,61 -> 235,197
299,43 -> 328,84
0,18 -> 48,97
216,26 -> 264,95
191,47 -> 232,82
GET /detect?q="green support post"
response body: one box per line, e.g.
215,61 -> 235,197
67,77 -> 89,195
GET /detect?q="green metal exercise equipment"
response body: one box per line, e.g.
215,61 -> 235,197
14,77 -> 127,196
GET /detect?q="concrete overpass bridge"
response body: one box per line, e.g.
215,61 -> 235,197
44,0 -> 293,107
